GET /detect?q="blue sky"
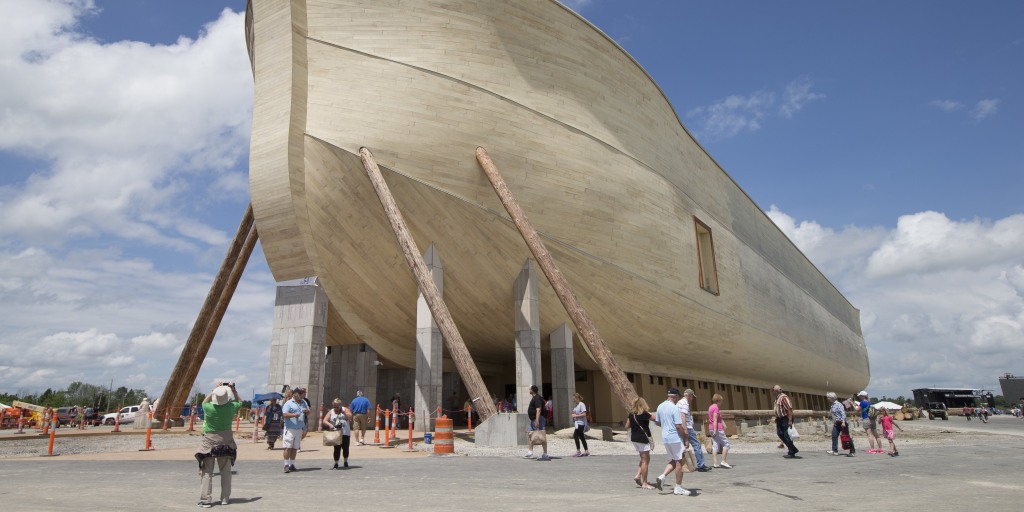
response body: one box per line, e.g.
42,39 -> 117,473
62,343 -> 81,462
1,0 -> 1021,401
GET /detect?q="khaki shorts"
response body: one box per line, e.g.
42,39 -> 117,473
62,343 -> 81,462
282,428 -> 303,450
353,413 -> 368,432
862,417 -> 877,431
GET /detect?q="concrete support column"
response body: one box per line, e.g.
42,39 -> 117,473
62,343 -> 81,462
550,323 -> 575,430
267,278 -> 329,412
415,244 -> 444,432
514,259 -> 542,412
323,343 -> 379,406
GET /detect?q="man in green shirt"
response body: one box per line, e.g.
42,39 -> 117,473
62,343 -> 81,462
195,383 -> 241,507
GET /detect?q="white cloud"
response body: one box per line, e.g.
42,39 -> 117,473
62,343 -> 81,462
687,91 -> 774,141
970,99 -> 1000,120
0,1 -> 253,249
686,78 -> 823,142
779,76 -> 825,118
865,211 -> 1024,279
0,244 -> 276,397
930,99 -> 963,112
772,207 -> 1024,398
131,332 -> 180,350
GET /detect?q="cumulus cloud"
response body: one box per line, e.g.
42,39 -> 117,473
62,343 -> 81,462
686,77 -> 823,142
0,1 -> 253,248
970,99 -> 1000,120
0,3 -> 273,397
865,211 -> 1024,279
0,244 -> 276,395
772,207 -> 1024,398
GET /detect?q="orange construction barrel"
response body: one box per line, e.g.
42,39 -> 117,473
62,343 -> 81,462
433,416 -> 454,454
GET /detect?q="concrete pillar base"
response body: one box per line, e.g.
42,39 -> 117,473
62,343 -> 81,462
473,413 -> 530,447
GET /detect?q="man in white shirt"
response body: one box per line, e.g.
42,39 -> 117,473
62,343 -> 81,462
652,388 -> 693,496
678,389 -> 710,471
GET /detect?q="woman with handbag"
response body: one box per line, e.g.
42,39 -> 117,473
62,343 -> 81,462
826,392 -> 855,457
571,393 -> 590,457
625,397 -> 656,490
322,399 -> 353,469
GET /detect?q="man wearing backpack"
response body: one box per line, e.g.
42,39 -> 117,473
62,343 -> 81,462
857,391 -> 882,454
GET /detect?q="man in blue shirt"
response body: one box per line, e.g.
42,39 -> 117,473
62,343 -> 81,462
349,390 -> 372,445
281,387 -> 309,473
652,388 -> 693,496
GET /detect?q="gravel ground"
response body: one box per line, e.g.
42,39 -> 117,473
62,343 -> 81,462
0,432 -> 204,458
0,418 -> 1001,459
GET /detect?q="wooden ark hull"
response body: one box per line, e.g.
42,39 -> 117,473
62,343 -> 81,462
246,0 -> 869,395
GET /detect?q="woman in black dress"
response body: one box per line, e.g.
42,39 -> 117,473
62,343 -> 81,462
625,397 -> 656,490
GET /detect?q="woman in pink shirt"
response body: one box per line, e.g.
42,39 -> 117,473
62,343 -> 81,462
708,394 -> 732,468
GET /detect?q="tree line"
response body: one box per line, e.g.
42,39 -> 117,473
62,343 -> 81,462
1,381 -> 150,412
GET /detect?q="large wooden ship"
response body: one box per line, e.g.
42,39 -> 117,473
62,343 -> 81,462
245,0 -> 869,409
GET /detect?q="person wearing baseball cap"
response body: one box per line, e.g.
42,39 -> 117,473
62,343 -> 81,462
773,385 -> 800,458
651,388 -> 693,496
281,387 -> 310,473
856,391 -> 882,453
678,389 -> 710,471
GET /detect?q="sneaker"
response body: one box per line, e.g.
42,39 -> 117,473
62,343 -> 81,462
332,463 -> 338,470
719,462 -> 732,469
847,453 -> 855,457
655,475 -> 665,491
539,453 -> 550,461
581,452 -> 590,457
289,464 -> 297,471
343,461 -> 349,468
573,451 -> 582,457
197,502 -> 212,508
523,451 -> 534,459
221,499 -> 229,505
696,466 -> 711,472
673,486 -> 693,496
283,466 -> 291,473
783,454 -> 801,459
893,451 -> 899,457
712,464 -> 721,468
826,450 -> 836,455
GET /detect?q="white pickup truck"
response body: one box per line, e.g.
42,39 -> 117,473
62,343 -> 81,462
102,405 -> 141,425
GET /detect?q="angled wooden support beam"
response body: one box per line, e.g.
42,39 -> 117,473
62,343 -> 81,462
475,147 -> 639,412
358,147 -> 498,421
161,203 -> 258,417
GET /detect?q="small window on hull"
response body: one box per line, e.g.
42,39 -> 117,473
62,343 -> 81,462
694,218 -> 720,295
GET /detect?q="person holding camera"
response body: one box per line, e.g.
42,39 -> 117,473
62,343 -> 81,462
195,382 -> 242,507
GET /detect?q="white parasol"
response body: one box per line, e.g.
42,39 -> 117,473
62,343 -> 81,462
871,401 -> 903,410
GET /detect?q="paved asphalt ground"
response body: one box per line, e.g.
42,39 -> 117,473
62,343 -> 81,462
2,417 -> 1022,511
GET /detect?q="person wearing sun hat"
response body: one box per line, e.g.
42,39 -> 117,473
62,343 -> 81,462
195,382 -> 242,507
